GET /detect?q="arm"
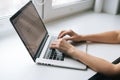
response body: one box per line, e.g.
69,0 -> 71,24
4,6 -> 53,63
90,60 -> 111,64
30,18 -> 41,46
58,30 -> 120,44
82,30 -> 120,44
50,39 -> 120,76
70,47 -> 120,76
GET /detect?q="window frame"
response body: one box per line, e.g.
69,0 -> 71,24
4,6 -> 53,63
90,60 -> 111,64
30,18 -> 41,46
43,0 -> 94,21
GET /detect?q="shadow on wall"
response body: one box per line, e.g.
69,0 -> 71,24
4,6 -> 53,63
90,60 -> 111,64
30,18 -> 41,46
117,0 -> 120,14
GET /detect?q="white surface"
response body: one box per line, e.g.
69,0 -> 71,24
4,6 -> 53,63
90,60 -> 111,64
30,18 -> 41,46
0,11 -> 120,80
0,24 -> 94,80
88,43 -> 120,62
0,0 -> 29,18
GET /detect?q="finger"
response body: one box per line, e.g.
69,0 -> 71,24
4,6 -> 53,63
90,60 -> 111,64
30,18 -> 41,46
50,44 -> 57,49
50,40 -> 59,48
67,29 -> 75,36
64,37 -> 73,41
50,42 -> 58,49
58,30 -> 71,38
61,29 -> 74,37
58,30 -> 65,36
58,30 -> 66,38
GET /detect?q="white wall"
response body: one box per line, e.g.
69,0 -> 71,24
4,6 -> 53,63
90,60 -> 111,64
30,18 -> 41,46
102,0 -> 119,14
44,0 -> 94,22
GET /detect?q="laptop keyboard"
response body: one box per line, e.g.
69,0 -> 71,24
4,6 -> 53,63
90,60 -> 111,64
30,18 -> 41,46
44,48 -> 64,61
44,37 -> 64,61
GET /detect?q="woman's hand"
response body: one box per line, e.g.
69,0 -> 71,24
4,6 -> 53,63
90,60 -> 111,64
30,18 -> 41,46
58,30 -> 83,42
50,38 -> 76,58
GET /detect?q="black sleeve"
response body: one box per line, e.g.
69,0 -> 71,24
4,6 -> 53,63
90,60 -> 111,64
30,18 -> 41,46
112,57 -> 120,64
88,57 -> 120,80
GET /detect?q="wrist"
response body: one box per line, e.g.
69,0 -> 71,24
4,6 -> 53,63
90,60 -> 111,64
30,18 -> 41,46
80,35 -> 87,41
67,46 -> 79,60
67,46 -> 75,54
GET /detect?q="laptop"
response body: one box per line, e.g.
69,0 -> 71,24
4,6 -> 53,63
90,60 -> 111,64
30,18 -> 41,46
10,1 -> 87,70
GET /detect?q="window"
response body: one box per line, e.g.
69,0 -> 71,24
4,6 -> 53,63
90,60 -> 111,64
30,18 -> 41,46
43,0 -> 94,22
52,0 -> 82,7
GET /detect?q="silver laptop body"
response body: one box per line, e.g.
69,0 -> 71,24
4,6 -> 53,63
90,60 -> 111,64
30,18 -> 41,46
10,1 -> 87,70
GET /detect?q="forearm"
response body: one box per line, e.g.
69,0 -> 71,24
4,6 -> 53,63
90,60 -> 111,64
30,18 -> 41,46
81,31 -> 120,43
70,48 -> 118,76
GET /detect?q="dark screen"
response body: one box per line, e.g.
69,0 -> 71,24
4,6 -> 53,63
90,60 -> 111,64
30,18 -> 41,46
12,2 -> 47,58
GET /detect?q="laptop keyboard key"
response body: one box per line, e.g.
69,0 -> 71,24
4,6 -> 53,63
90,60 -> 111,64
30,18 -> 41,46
43,37 -> 64,61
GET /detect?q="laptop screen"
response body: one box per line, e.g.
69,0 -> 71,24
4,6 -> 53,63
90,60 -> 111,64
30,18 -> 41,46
10,1 -> 47,60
